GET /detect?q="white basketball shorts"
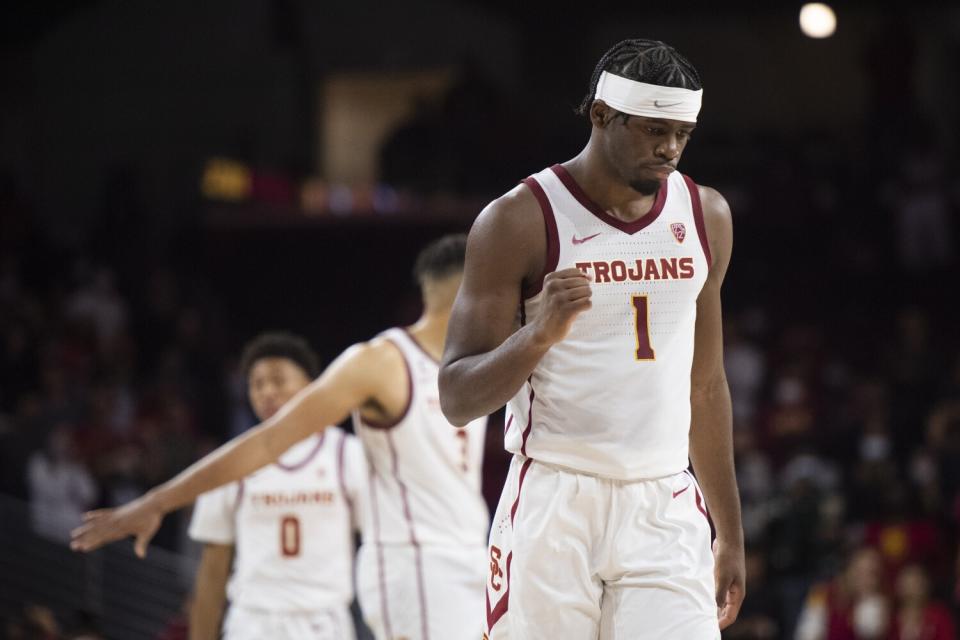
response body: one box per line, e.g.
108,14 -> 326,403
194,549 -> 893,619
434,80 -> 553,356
485,455 -> 719,640
357,542 -> 486,640
223,604 -> 355,640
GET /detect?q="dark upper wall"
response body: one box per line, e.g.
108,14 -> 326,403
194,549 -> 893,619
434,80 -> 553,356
1,1 -> 957,243
1,0 -> 517,243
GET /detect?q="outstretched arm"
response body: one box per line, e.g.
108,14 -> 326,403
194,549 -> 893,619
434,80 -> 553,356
687,185 -> 744,630
71,342 -> 389,555
439,186 -> 592,425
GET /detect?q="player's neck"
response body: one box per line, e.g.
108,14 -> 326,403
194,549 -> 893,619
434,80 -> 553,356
406,312 -> 449,361
565,147 -> 659,219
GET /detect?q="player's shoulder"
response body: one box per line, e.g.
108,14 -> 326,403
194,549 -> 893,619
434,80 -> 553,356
690,181 -> 733,227
342,334 -> 406,377
686,180 -> 734,271
473,180 -> 544,238
466,179 -> 549,286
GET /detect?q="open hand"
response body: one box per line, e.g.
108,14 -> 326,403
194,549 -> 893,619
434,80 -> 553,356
70,495 -> 163,558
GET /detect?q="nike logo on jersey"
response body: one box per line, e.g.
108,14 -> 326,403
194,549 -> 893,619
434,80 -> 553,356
572,233 -> 601,245
654,100 -> 682,108
672,485 -> 690,499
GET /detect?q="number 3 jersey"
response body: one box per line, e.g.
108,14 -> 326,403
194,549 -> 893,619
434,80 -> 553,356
188,427 -> 367,611
353,328 -> 489,548
506,164 -> 712,481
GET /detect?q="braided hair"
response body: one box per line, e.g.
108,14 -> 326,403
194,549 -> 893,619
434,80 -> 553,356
576,39 -> 702,116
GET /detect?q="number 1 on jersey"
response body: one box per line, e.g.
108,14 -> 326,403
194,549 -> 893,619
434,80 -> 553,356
632,295 -> 656,361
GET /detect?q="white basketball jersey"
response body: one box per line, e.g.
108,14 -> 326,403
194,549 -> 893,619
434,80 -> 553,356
505,165 -> 711,480
189,427 -> 366,611
353,328 -> 489,547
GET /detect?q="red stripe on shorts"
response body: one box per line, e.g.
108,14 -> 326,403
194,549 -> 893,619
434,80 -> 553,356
369,467 -> 394,639
519,387 -> 535,456
487,458 -> 534,633
387,431 -> 430,640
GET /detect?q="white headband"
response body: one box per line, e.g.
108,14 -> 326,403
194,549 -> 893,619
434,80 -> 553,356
595,71 -> 702,123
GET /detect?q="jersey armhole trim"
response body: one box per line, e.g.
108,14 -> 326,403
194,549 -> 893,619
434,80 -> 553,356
358,338 -> 413,430
682,174 -> 712,268
233,478 -> 244,514
520,176 -> 559,299
336,431 -> 354,513
401,327 -> 440,365
275,433 -> 325,472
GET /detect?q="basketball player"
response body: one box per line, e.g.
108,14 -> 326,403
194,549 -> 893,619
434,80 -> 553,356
188,332 -> 365,640
71,235 -> 490,640
438,40 -> 745,639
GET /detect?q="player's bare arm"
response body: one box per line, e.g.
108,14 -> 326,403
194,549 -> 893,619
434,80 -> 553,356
687,184 -> 745,630
70,339 -> 405,556
189,543 -> 233,640
439,185 -> 592,425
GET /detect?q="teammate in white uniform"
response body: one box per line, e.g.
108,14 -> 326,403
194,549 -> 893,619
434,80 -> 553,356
353,327 -> 487,640
71,235 -> 489,640
439,39 -> 745,639
187,332 -> 366,640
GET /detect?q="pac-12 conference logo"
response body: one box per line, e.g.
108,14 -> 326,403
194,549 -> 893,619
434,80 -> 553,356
670,223 -> 686,244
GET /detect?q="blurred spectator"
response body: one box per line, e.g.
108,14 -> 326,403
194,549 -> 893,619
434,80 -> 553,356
734,427 -> 774,545
4,603 -> 61,640
65,267 -> 129,355
153,595 -> 191,640
725,318 -> 767,423
885,149 -> 955,272
861,489 -> 948,585
926,402 -> 960,517
759,373 -> 817,464
795,548 -> 891,640
890,564 -> 955,640
885,309 -> 941,452
26,423 -> 97,543
780,448 -> 841,496
765,452 -> 845,634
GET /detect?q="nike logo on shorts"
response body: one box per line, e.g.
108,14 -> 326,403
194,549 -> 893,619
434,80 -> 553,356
672,485 -> 690,498
572,233 -> 601,245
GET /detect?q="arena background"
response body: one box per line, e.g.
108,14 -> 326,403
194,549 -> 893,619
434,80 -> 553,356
1,1 -> 959,638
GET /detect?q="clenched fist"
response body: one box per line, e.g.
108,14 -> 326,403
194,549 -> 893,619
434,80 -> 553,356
529,268 -> 592,347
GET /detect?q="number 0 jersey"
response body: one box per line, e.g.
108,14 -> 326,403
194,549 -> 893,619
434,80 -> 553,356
505,165 -> 711,480
188,427 -> 367,611
353,328 -> 489,548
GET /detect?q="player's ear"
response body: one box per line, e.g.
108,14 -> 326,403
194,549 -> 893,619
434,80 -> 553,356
590,100 -> 612,129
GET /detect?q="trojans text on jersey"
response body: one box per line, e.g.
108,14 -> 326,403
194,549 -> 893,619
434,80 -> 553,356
575,256 -> 696,283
